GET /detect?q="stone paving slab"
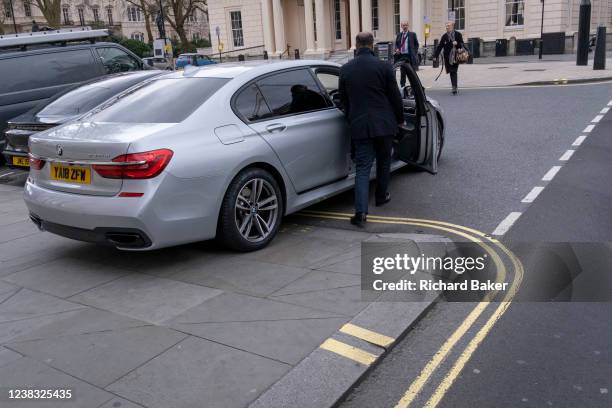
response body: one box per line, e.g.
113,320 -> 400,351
68,274 -> 223,324
107,336 -> 291,408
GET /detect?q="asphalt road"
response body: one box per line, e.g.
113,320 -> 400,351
295,81 -> 612,235
336,82 -> 612,408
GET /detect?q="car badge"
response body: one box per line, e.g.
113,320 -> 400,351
56,145 -> 63,156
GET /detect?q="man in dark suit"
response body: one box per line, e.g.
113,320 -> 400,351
433,21 -> 464,95
395,21 -> 420,85
339,32 -> 404,227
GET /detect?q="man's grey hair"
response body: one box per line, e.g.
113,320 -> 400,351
356,32 -> 374,49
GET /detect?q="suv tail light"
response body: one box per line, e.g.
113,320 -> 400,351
29,154 -> 46,170
93,149 -> 173,179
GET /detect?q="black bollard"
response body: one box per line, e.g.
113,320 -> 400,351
238,54 -> 245,62
432,39 -> 440,68
576,0 -> 591,66
294,49 -> 300,60
263,50 -> 268,60
594,26 -> 606,70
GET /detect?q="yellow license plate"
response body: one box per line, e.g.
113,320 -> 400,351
50,164 -> 91,184
12,156 -> 30,167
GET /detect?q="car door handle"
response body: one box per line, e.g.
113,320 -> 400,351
266,124 -> 287,133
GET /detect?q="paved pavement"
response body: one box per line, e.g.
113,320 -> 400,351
0,181 -> 458,408
417,57 -> 612,89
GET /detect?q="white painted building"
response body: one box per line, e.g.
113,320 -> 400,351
207,0 -> 612,58
1,0 -> 210,44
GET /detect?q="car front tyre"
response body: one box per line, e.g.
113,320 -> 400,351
218,168 -> 284,252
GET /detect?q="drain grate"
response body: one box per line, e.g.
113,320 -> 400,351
524,68 -> 547,72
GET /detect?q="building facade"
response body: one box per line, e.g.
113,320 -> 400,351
207,0 -> 612,58
1,0 -> 210,44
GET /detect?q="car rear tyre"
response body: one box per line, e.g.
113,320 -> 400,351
217,168 -> 283,252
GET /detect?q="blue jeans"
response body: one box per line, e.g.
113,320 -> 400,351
353,136 -> 393,215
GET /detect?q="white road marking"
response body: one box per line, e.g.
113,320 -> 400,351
542,166 -> 562,181
592,115 -> 603,123
0,172 -> 15,179
572,135 -> 587,146
608,100 -> 612,106
521,187 -> 545,203
560,150 -> 575,161
583,124 -> 595,133
492,212 -> 522,236
601,107 -> 610,114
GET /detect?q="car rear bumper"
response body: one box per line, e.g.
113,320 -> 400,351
23,174 -> 222,250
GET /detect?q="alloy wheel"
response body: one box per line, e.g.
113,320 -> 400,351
234,178 -> 279,243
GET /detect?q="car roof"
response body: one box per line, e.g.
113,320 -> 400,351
165,60 -> 340,80
0,41 -> 128,58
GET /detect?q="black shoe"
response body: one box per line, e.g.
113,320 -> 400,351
350,213 -> 367,228
376,192 -> 391,207
452,87 -> 458,95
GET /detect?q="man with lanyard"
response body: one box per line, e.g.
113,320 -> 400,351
395,21 -> 420,87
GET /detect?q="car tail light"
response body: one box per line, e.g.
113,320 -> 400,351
29,154 -> 45,170
93,149 -> 173,180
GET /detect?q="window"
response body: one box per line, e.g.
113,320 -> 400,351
131,32 -> 145,42
188,11 -> 197,23
62,6 -> 70,25
88,78 -> 229,124
24,1 -> 31,17
234,84 -> 272,122
505,0 -> 524,26
448,0 -> 465,30
127,6 -> 142,22
0,50 -> 97,93
315,71 -> 339,94
92,7 -> 100,23
4,2 -> 11,18
334,0 -> 341,40
107,6 -> 113,25
230,10 -> 244,47
256,69 -> 329,118
96,47 -> 140,74
393,0 -> 400,34
372,0 -> 379,31
192,32 -> 200,41
77,8 -> 85,25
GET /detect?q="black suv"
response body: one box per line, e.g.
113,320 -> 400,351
0,42 -> 146,159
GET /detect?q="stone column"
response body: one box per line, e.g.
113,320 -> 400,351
399,0 -> 410,28
361,0 -> 372,33
261,0 -> 276,55
303,0 -> 316,53
314,0 -> 329,54
272,0 -> 286,56
349,0 -> 360,49
411,0 -> 423,41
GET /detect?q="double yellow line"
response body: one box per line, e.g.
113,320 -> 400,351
297,210 -> 524,408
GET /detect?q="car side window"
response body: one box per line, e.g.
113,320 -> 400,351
234,84 -> 273,122
96,47 -> 140,74
315,71 -> 340,94
256,69 -> 330,118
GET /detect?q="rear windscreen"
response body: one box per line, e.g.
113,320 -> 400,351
87,77 -> 229,123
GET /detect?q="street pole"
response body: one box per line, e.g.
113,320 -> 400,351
158,0 -> 166,39
539,0 -> 545,59
8,0 -> 18,33
576,0 -> 591,66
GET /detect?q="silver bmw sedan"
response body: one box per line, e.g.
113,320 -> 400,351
25,60 -> 444,251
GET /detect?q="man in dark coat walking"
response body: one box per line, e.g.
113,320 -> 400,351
434,21 -> 464,95
395,21 -> 420,85
339,32 -> 405,227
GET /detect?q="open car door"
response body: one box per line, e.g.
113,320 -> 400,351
392,63 -> 439,174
